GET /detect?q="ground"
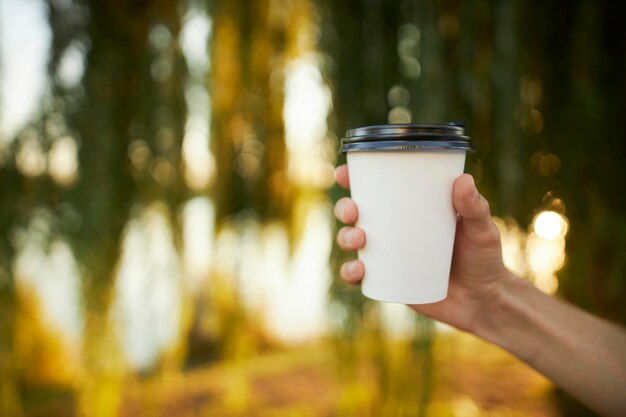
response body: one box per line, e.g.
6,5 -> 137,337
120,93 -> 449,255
22,330 -> 561,417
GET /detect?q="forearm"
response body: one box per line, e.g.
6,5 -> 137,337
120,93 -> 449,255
474,272 -> 626,417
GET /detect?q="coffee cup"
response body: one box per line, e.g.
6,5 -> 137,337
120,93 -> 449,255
341,123 -> 473,304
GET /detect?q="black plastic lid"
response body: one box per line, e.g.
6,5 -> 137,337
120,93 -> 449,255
341,122 -> 473,153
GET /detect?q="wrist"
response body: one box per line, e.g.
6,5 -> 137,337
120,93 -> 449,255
472,271 -> 540,361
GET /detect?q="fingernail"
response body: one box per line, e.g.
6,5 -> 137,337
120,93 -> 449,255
337,201 -> 346,219
346,229 -> 355,244
346,261 -> 357,276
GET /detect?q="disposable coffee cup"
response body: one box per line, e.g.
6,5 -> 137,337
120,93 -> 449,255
340,123 -> 473,304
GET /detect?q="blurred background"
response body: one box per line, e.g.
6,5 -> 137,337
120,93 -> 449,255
0,0 -> 624,416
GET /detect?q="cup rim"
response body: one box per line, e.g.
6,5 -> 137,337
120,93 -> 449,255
341,122 -> 473,153
345,123 -> 466,142
342,140 -> 473,153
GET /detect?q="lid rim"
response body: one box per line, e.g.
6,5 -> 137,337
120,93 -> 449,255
342,132 -> 470,144
346,123 -> 466,140
341,123 -> 473,153
341,140 -> 474,153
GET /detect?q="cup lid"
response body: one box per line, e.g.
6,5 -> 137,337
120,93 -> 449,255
341,122 -> 473,152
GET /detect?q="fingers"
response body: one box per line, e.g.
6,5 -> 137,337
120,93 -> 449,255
336,226 -> 366,251
453,174 -> 500,244
335,168 -> 364,285
453,174 -> 487,219
335,165 -> 350,189
334,197 -> 358,224
340,259 -> 365,284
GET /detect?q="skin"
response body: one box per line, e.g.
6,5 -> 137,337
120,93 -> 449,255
334,164 -> 626,417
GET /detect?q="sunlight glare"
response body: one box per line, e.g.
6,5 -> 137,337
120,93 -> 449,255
215,223 -> 239,282
57,41 -> 86,89
14,215 -> 82,345
182,89 -> 214,190
180,9 -> 214,191
380,303 -> 415,339
283,200 -> 333,341
0,0 -> 51,139
115,203 -> 183,370
533,210 -> 568,240
533,273 -> 559,295
16,131 -> 47,177
283,56 -> 334,188
493,217 -> 527,277
493,212 -> 567,296
180,8 -> 212,77
49,135 -> 79,186
526,234 -> 566,277
236,201 -> 333,343
182,197 -> 215,293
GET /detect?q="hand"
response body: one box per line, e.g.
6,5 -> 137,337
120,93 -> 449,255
336,164 -> 626,416
334,164 -> 513,333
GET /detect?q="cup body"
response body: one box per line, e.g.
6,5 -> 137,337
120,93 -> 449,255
347,150 -> 466,304
341,123 -> 472,304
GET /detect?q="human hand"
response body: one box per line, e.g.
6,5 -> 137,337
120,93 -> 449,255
334,164 -> 513,333
336,165 -> 626,417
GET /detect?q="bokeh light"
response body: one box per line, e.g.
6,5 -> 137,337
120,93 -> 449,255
115,203 -> 183,370
49,135 -> 79,186
495,209 -> 569,296
533,210 -> 569,241
283,56 -> 334,189
15,130 -> 46,177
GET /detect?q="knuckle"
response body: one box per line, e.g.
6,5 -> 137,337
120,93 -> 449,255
481,225 -> 501,247
480,196 -> 491,216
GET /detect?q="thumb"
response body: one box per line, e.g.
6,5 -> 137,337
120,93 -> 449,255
453,174 -> 499,241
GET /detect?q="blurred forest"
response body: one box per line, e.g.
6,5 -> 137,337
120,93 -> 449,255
0,0 -> 624,416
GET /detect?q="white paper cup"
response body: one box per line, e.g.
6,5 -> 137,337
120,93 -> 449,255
341,123 -> 472,304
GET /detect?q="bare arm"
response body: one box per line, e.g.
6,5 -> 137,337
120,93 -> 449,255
334,165 -> 626,417
476,272 -> 626,417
